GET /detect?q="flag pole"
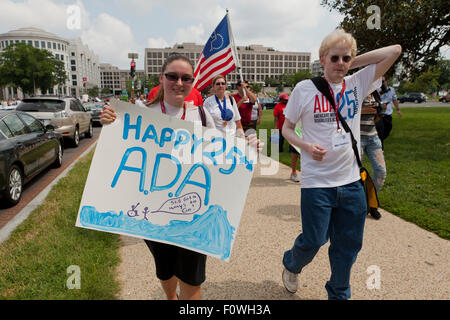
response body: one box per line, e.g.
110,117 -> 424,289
226,9 -> 246,95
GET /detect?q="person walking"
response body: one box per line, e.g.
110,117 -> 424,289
101,54 -> 263,300
273,93 -> 300,182
376,76 -> 401,148
203,74 -> 244,137
360,93 -> 386,220
280,28 -> 401,299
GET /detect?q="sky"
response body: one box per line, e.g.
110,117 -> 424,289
0,0 -> 448,70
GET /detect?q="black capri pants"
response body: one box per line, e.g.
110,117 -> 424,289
144,240 -> 207,286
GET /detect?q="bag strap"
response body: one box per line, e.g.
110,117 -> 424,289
197,105 -> 207,127
310,76 -> 363,168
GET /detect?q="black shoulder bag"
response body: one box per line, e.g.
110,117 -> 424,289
311,77 -> 379,214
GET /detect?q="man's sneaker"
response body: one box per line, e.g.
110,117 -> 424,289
369,207 -> 382,220
290,173 -> 300,182
282,268 -> 298,293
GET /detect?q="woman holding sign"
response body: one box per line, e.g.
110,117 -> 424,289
101,53 -> 262,300
203,75 -> 245,137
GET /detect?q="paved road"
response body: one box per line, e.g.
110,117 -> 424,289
0,126 -> 101,231
117,155 -> 449,300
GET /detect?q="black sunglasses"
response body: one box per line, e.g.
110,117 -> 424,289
164,72 -> 194,83
330,55 -> 352,63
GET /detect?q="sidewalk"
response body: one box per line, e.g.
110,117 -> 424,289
116,156 -> 450,300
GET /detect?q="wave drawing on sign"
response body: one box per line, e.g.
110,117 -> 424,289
79,204 -> 235,260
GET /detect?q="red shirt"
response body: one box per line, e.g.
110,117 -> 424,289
147,85 -> 203,106
273,102 -> 287,129
232,94 -> 253,123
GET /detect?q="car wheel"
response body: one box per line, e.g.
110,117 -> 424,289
85,121 -> 93,138
414,99 -> 419,103
53,142 -> 63,168
5,165 -> 23,206
72,127 -> 80,147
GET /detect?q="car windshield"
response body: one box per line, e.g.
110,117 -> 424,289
17,99 -> 65,112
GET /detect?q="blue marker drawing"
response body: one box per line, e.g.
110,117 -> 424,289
79,204 -> 235,260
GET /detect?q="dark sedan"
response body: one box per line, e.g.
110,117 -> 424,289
0,110 -> 64,206
398,92 -> 427,103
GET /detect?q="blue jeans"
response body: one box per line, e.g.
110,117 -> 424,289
360,135 -> 386,191
283,180 -> 367,300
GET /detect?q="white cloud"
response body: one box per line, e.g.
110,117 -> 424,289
80,13 -> 143,68
173,24 -> 205,45
0,0 -> 90,36
147,37 -> 169,49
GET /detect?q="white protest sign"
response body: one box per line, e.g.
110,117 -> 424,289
76,100 -> 256,261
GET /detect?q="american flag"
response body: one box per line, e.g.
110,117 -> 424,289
193,14 -> 239,92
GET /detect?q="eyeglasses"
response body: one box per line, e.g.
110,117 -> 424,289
164,72 -> 194,83
330,55 -> 352,63
215,82 -> 226,86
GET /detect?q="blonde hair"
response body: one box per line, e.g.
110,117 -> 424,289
319,28 -> 357,58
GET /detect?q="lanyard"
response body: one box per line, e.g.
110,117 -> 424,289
160,100 -> 186,120
214,95 -> 227,116
323,77 -> 346,131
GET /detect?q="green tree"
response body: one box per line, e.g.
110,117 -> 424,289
250,82 -> 262,94
87,86 -> 100,97
0,42 -> 67,96
436,59 -> 450,90
283,70 -> 314,88
402,66 -> 441,93
321,0 -> 449,80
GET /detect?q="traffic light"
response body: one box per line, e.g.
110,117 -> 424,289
83,82 -> 86,87
130,60 -> 136,78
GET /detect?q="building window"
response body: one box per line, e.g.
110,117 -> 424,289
72,81 -> 77,86
34,40 -> 39,48
71,66 -> 76,71
53,42 -> 56,49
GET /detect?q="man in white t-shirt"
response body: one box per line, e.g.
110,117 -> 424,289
281,28 -> 401,300
376,77 -> 401,148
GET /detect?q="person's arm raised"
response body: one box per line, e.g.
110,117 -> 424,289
350,44 -> 402,82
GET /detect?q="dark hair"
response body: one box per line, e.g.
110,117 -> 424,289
147,53 -> 194,105
236,79 -> 248,87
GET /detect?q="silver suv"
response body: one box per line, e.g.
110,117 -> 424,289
17,97 -> 93,147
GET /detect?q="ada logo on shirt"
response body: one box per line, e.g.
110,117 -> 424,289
313,88 -> 359,123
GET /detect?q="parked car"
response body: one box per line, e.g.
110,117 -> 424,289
438,91 -> 450,102
398,92 -> 427,103
16,97 -> 93,147
0,110 -> 63,206
83,102 -> 104,126
259,97 -> 278,109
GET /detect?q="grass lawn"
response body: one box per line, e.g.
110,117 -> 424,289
257,107 -> 449,240
0,150 -> 121,299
